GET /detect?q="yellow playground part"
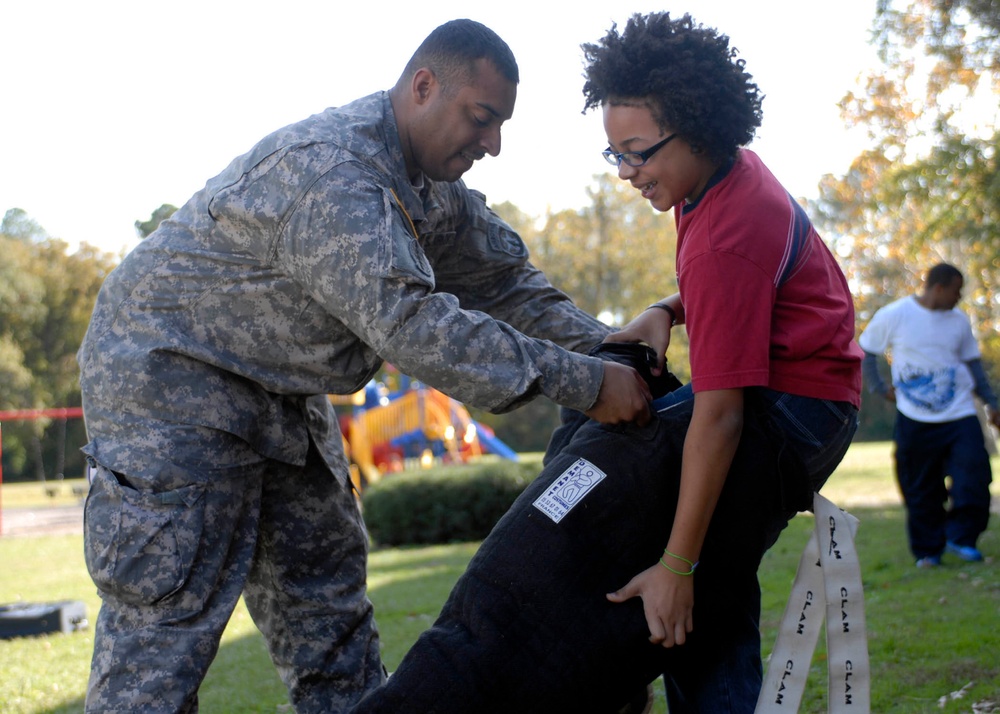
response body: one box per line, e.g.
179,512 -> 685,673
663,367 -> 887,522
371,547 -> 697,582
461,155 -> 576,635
331,385 -> 512,492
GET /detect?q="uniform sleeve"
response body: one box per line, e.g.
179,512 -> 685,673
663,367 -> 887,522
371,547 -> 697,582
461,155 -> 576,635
276,168 -> 605,413
422,185 -> 612,353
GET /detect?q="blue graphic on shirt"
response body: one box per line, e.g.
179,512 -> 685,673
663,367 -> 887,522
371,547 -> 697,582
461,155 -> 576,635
896,366 -> 957,413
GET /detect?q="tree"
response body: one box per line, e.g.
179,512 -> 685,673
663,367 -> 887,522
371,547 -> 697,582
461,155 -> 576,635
514,173 -> 689,380
0,210 -> 119,481
524,175 -> 677,322
135,203 -> 178,239
812,0 -> 1000,437
473,177 -> 688,452
1,208 -> 48,242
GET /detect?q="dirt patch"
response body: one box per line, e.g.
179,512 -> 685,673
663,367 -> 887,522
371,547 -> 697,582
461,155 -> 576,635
0,504 -> 84,537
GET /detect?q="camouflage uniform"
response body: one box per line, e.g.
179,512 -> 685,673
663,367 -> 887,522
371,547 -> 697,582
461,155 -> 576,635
78,91 -> 611,713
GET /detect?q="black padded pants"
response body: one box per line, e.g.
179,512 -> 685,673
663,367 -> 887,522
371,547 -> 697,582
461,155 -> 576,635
352,399 -> 786,713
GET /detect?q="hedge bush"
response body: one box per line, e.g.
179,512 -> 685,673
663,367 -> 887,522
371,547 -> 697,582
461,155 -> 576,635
361,457 -> 541,546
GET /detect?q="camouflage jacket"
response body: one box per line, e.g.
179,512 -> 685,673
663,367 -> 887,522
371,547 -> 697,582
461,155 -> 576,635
78,91 -> 610,467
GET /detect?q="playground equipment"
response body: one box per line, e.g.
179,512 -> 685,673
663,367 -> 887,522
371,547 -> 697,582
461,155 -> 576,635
0,387 -> 514,517
330,380 -> 517,491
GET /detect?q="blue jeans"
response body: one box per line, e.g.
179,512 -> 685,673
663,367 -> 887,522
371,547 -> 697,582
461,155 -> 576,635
654,384 -> 857,491
651,384 -> 858,713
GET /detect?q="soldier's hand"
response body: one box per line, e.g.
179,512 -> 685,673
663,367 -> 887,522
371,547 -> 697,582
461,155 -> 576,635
585,362 -> 652,426
605,308 -> 672,376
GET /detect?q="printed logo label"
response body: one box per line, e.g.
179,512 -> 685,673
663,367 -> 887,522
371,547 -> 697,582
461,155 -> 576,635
533,458 -> 607,523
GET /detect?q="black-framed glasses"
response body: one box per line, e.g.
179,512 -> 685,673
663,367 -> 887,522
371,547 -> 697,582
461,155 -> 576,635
602,133 -> 678,167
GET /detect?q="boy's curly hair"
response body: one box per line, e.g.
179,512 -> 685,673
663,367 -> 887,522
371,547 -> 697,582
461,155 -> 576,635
582,12 -> 763,164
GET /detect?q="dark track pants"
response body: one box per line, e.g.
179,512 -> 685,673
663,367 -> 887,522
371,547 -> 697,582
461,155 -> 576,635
894,412 -> 993,558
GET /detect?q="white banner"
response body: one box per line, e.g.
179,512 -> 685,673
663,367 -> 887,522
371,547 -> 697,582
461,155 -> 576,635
756,493 -> 870,713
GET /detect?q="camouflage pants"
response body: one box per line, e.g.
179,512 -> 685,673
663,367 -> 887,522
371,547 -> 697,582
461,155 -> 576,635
83,425 -> 384,713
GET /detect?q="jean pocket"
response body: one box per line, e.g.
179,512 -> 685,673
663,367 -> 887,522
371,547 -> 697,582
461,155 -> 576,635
84,464 -> 206,606
773,397 -> 833,447
769,394 -> 845,449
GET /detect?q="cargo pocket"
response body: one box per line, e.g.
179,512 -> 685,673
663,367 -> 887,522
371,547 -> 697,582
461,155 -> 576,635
84,464 -> 206,606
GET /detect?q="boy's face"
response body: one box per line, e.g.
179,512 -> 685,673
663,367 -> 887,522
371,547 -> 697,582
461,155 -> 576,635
932,277 -> 963,310
602,102 -> 715,211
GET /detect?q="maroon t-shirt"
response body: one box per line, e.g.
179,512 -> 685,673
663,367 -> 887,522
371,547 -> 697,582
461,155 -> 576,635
675,149 -> 862,407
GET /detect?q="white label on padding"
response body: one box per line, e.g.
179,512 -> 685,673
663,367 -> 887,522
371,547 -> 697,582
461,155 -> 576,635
532,458 -> 607,523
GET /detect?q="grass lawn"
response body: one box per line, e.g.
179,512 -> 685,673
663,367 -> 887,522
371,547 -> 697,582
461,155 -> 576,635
1,441 -> 999,713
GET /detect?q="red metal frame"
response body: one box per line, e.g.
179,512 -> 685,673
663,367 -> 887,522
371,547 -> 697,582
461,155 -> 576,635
0,407 -> 84,536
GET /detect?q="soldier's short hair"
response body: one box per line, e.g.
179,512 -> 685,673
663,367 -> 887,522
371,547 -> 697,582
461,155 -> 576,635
402,19 -> 519,95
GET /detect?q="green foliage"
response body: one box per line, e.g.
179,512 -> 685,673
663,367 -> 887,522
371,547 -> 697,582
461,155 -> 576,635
362,459 -> 538,546
1,208 -> 47,242
0,210 -> 119,482
856,387 -> 897,442
854,354 -> 898,441
485,176 -> 692,449
468,397 -> 562,453
134,203 -> 178,239
504,174 -> 681,329
814,0 -> 1000,382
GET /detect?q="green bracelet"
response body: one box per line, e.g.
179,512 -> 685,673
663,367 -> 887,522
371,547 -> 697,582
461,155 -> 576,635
659,549 -> 699,576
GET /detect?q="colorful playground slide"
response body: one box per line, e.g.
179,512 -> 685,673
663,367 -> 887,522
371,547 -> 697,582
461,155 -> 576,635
330,382 -> 517,490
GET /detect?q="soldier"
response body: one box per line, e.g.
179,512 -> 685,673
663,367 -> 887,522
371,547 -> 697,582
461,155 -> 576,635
77,19 -> 651,714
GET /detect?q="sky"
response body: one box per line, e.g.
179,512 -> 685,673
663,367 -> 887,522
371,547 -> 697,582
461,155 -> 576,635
2,0 -> 879,256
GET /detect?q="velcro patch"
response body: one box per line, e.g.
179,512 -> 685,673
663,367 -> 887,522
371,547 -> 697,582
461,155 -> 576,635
532,458 -> 607,523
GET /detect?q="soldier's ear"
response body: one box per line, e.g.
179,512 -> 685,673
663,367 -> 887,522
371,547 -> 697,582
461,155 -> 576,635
412,68 -> 437,105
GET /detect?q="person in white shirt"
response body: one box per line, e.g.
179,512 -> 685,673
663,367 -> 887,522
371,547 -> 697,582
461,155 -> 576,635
859,263 -> 1000,567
